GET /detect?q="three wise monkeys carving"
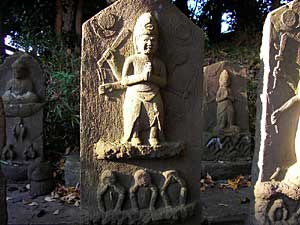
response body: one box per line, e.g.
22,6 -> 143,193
97,169 -> 187,212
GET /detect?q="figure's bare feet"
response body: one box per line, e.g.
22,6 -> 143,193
149,138 -> 159,146
131,137 -> 141,146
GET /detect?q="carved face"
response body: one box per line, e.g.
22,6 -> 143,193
101,170 -> 116,185
219,70 -> 230,87
136,34 -> 158,55
135,170 -> 151,187
13,66 -> 27,79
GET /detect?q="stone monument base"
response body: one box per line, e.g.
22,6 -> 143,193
1,162 -> 28,181
252,181 -> 300,225
94,140 -> 185,159
92,202 -> 197,225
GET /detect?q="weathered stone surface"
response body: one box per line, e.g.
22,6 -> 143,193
203,61 -> 251,161
81,0 -> 204,224
94,140 -> 184,159
64,153 -> 80,187
0,53 -> 45,182
250,1 -> 300,224
0,170 -> 7,225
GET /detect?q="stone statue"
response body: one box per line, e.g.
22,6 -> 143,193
2,54 -> 38,104
215,69 -> 239,135
160,170 -> 187,208
271,80 -> 300,186
97,170 -> 125,212
267,199 -> 289,225
129,169 -> 157,211
120,13 -> 167,146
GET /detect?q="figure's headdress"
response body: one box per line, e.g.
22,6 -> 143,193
219,69 -> 230,83
133,13 -> 159,52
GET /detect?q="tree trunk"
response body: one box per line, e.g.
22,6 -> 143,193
62,0 -> 75,34
75,0 -> 83,37
271,0 -> 280,10
55,0 -> 63,34
206,0 -> 223,41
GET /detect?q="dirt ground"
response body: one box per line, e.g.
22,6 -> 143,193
7,182 -> 252,225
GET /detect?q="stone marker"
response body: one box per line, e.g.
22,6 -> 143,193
250,1 -> 300,224
0,97 -> 7,225
202,61 -> 252,178
81,0 -> 204,224
0,53 -> 46,182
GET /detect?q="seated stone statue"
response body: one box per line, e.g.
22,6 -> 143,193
121,13 -> 167,146
215,70 -> 239,135
2,55 -> 38,104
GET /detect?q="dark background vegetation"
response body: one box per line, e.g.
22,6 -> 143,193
0,0 -> 293,154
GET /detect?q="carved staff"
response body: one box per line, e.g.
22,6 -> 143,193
97,28 -> 130,82
273,32 -> 288,89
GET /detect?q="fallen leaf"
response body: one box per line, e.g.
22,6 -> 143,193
45,196 -> 56,202
74,200 -> 80,207
218,203 -> 228,207
53,209 -> 60,215
28,202 -> 39,206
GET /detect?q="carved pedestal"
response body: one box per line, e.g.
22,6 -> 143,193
250,1 -> 300,224
81,0 -> 204,224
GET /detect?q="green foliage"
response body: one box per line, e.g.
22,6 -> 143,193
41,39 -> 80,153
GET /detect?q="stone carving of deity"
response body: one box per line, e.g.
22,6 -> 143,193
2,54 -> 38,104
120,13 -> 167,146
216,69 -> 239,135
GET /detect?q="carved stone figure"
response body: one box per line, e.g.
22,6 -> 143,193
80,0 -> 204,224
27,155 -> 54,197
202,61 -> 251,179
130,169 -> 157,210
271,80 -> 300,187
250,1 -> 300,224
267,199 -> 289,225
2,54 -> 38,104
216,70 -> 239,136
121,13 -> 167,147
0,53 -> 45,181
160,170 -> 187,208
97,170 -> 125,211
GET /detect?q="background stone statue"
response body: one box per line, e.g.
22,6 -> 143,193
215,69 -> 239,135
2,54 -> 39,104
121,13 -> 167,146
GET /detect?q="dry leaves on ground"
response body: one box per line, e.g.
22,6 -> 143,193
219,175 -> 251,190
51,184 -> 80,207
200,174 -> 251,192
200,173 -> 215,192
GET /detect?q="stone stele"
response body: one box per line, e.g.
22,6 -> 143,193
250,1 -> 300,224
0,98 -> 7,225
202,61 -> 252,179
0,53 -> 45,181
0,169 -> 7,225
80,0 -> 204,224
203,61 -> 251,159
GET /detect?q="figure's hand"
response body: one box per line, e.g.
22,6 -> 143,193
142,62 -> 152,81
121,78 -> 128,86
271,109 -> 281,125
98,85 -> 106,95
